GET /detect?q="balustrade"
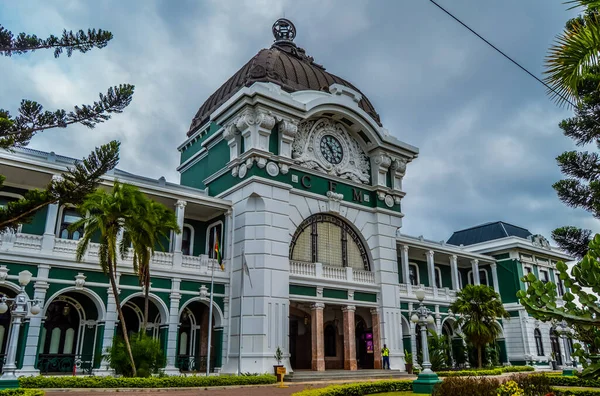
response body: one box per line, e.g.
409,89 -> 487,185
13,234 -> 43,250
36,353 -> 93,375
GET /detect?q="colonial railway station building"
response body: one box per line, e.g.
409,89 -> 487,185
0,19 -> 573,376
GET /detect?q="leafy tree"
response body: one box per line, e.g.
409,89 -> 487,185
105,333 -> 165,377
518,234 -> 600,378
0,24 -> 134,232
450,285 -> 509,368
126,200 -> 179,329
71,182 -> 149,377
425,329 -> 450,371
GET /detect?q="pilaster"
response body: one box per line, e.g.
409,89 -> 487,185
370,150 -> 392,187
471,259 -> 480,286
164,278 -> 182,375
371,308 -> 382,369
342,305 -> 357,370
311,303 -> 325,371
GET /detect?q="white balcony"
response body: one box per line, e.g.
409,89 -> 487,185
289,260 -> 375,285
397,282 -> 458,302
0,232 -> 222,276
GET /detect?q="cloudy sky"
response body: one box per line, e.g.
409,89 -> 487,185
1,0 -> 596,242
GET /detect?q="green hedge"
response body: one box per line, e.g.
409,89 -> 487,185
549,376 -> 600,388
291,380 -> 413,396
19,374 -> 276,389
553,388 -> 600,395
435,366 -> 534,377
0,391 -> 44,396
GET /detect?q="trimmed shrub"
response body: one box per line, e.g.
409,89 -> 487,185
105,333 -> 165,377
19,374 -> 276,389
509,374 -> 552,395
437,369 -> 503,377
291,380 -> 413,396
548,376 -> 600,388
0,391 -> 44,396
432,376 -> 500,396
553,388 -> 600,395
502,366 -> 536,373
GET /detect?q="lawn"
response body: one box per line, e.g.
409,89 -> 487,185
374,393 -> 429,396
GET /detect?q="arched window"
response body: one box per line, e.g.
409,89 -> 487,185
206,221 -> 223,259
324,324 -> 336,357
434,266 -> 443,288
467,269 -> 489,286
534,329 -> 544,356
57,207 -> 83,240
409,264 -> 420,286
290,214 -> 370,271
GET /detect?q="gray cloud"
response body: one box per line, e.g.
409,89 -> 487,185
1,0 -> 596,244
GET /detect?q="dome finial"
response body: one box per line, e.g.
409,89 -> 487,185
272,18 -> 296,43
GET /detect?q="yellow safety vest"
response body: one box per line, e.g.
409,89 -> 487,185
382,348 -> 389,357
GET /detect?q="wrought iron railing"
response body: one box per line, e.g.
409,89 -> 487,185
36,354 -> 94,375
176,355 -> 216,372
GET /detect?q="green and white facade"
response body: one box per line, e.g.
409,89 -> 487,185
0,19 -> 573,376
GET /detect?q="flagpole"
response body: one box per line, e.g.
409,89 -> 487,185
206,229 -> 216,376
238,250 -> 245,375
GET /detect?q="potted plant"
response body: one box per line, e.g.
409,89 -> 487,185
273,346 -> 284,380
404,349 -> 413,374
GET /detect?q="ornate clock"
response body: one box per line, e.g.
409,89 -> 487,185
319,135 -> 343,165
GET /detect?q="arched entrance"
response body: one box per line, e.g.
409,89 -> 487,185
289,305 -> 311,370
177,298 -> 223,373
355,313 -> 374,369
119,294 -> 168,339
37,290 -> 102,374
0,285 -> 18,372
550,327 -> 563,366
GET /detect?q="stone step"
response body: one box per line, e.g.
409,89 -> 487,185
285,369 -> 409,382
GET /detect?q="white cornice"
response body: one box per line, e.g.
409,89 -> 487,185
396,235 -> 494,262
459,236 -> 572,261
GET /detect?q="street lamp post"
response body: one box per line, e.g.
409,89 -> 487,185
410,288 -> 441,395
0,270 -> 42,389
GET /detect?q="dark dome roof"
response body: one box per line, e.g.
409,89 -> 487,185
187,23 -> 382,136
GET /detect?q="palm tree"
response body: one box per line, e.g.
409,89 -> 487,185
71,181 -> 148,377
127,200 -> 179,329
545,1 -> 600,105
449,284 -> 509,368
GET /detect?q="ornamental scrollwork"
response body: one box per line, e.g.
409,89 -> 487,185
292,118 -> 370,184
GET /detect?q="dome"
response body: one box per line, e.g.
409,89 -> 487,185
187,19 -> 382,136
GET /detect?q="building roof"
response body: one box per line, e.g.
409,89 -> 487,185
447,221 -> 533,246
187,19 -> 382,136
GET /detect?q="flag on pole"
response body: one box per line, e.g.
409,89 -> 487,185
243,254 -> 252,288
214,228 -> 224,271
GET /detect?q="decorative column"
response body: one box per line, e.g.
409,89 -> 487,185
390,158 -> 407,191
18,265 -> 50,375
370,150 -> 392,187
172,200 -> 186,268
342,305 -> 357,370
236,107 -> 276,153
490,263 -> 500,294
278,119 -> 298,160
310,303 -> 325,371
450,255 -> 459,290
401,245 -> 411,292
471,259 -> 480,286
426,250 -> 436,288
95,287 -> 118,375
164,279 -> 181,375
371,308 -> 382,369
41,178 -> 60,251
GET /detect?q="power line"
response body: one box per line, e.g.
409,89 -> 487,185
428,0 -> 578,109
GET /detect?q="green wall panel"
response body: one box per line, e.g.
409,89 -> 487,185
289,285 -> 317,297
180,280 -> 225,294
323,288 -> 348,300
413,260 -> 429,287
20,205 -> 48,235
3,262 -> 38,277
180,122 -> 222,164
48,267 -> 106,284
438,265 -> 452,288
180,139 -> 229,190
354,291 -> 376,302
497,259 -> 522,303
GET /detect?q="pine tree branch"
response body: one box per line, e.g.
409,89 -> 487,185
0,141 -> 120,232
0,26 -> 113,57
0,85 -> 134,149
552,226 -> 592,258
557,150 -> 600,181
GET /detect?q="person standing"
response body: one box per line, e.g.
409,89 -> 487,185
381,344 -> 390,369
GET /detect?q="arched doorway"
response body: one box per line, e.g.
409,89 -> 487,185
0,286 -> 17,372
289,306 -> 311,370
550,327 -> 563,366
177,299 -> 222,373
119,295 -> 167,339
37,291 -> 101,374
355,315 -> 374,369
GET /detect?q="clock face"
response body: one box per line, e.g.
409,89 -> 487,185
320,135 -> 343,165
